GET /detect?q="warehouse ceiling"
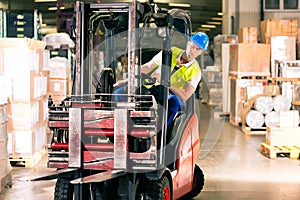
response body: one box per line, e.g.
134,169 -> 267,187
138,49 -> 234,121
2,0 -> 222,38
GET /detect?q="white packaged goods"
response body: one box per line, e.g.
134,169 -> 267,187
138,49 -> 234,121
0,75 -> 11,104
254,96 -> 274,114
270,36 -> 296,77
49,57 -> 70,79
43,33 -> 75,49
273,95 -> 291,112
266,127 -> 300,146
246,110 -> 265,128
265,111 -> 280,127
279,110 -> 299,128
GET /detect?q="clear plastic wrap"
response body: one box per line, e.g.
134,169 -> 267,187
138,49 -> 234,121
265,111 -> 280,127
273,95 -> 291,112
246,110 -> 265,128
254,96 -> 274,114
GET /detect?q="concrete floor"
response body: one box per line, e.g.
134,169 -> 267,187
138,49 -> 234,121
1,103 -> 300,200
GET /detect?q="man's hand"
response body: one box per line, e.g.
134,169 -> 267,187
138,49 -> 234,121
151,72 -> 160,83
113,79 -> 128,87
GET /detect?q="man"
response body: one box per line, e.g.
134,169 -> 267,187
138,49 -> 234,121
141,32 -> 209,126
113,32 -> 209,126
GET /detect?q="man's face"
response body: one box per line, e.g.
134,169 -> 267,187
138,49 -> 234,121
185,41 -> 204,61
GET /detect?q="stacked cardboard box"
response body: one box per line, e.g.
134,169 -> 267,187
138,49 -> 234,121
0,38 -> 50,167
0,76 -> 12,192
229,43 -> 271,77
260,19 -> 298,44
238,27 -> 258,44
49,56 -> 71,105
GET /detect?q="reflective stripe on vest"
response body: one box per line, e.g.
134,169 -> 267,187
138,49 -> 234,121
170,47 -> 200,89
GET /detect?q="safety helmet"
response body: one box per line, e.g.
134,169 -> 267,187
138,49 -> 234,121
190,32 -> 209,50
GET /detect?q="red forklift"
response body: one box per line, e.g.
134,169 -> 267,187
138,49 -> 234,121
35,1 -> 204,199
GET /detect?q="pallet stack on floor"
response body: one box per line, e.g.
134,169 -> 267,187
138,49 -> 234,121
0,38 -> 50,167
44,33 -> 73,106
228,26 -> 271,127
0,75 -> 12,192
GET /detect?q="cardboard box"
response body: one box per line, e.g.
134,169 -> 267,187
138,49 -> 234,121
0,38 -> 46,50
229,44 -> 271,77
39,97 -> 48,122
266,127 -> 300,146
7,100 -> 40,131
238,27 -> 258,44
260,19 -> 298,44
49,78 -> 69,105
36,49 -> 50,72
11,73 -> 47,102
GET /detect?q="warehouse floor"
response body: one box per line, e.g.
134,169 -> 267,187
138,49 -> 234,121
1,102 -> 300,200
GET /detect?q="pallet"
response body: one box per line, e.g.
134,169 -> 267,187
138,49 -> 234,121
260,142 -> 300,159
9,147 -> 47,168
229,74 -> 270,80
242,126 -> 266,135
214,112 -> 230,119
229,119 -> 241,127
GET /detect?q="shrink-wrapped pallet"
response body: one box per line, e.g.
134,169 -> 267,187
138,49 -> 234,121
273,95 -> 291,112
246,110 -> 265,128
254,96 -> 274,114
265,111 -> 280,127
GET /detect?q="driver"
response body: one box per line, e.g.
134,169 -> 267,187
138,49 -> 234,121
141,32 -> 209,126
114,32 -> 209,126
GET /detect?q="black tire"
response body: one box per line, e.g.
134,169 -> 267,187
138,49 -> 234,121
54,176 -> 74,200
144,176 -> 172,200
180,164 -> 205,199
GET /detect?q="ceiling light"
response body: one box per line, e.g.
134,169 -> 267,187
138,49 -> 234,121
35,0 -> 57,2
168,3 -> 191,7
218,12 -> 223,16
207,21 -> 222,25
201,24 -> 216,28
197,28 -> 210,32
212,17 -> 223,21
42,24 -> 47,27
48,6 -> 65,11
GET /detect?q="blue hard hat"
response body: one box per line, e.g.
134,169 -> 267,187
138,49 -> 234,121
190,32 -> 209,50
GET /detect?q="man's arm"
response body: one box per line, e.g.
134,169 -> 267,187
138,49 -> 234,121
141,59 -> 158,74
169,84 -> 196,102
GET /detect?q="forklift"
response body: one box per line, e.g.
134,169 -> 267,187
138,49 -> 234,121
36,1 -> 204,199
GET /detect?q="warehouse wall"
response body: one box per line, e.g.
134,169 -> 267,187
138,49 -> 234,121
223,0 -> 261,35
265,12 -> 300,21
238,1 -> 261,29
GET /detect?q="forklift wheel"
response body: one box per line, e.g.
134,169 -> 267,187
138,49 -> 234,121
54,176 -> 74,200
144,176 -> 171,200
179,164 -> 204,199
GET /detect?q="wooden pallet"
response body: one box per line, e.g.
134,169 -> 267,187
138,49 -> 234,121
213,112 -> 230,119
229,74 -> 270,80
260,142 -> 300,159
229,119 -> 241,127
9,147 -> 47,168
242,126 -> 267,135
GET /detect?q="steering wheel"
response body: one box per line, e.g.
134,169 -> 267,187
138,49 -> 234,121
140,73 -> 157,86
